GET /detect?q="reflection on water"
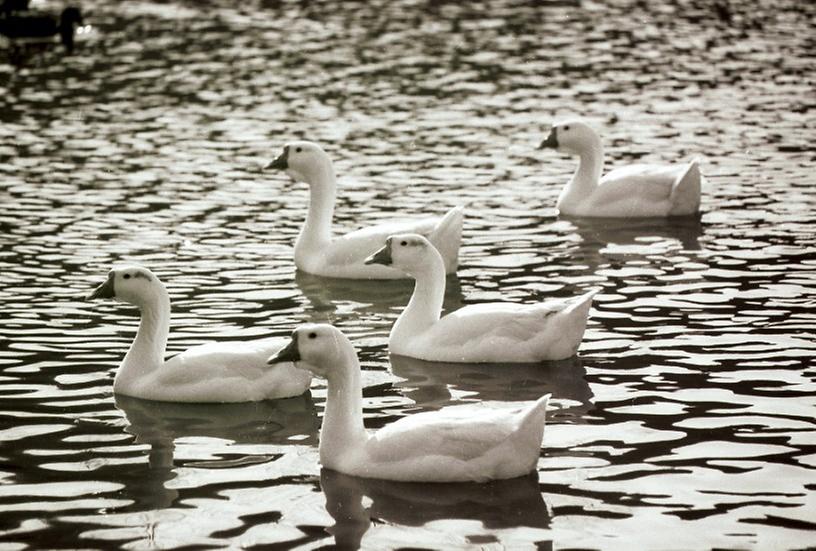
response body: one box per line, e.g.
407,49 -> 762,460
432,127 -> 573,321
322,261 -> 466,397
390,354 -> 592,414
321,469 -> 549,549
113,394 -> 319,510
295,270 -> 465,323
1,0 -> 815,548
567,215 -> 704,251
117,393 -> 320,454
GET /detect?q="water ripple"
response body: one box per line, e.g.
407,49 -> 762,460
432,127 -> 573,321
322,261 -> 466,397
1,0 -> 815,548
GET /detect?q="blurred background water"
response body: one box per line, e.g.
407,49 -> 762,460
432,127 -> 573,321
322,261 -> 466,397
1,0 -> 814,548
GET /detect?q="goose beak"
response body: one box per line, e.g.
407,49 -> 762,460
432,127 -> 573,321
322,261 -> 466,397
88,274 -> 115,300
268,332 -> 300,364
364,242 -> 392,266
264,146 -> 289,170
539,127 -> 558,149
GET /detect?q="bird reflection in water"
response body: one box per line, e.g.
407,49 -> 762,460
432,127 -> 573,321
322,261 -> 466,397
295,270 -> 465,321
114,394 -> 319,509
568,215 -> 703,249
389,354 -> 593,416
320,469 -> 550,550
560,215 -> 705,270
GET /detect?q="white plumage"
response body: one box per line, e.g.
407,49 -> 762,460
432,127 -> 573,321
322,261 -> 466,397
88,265 -> 311,403
540,120 -> 703,218
264,140 -> 463,279
268,323 -> 551,482
365,233 -> 595,362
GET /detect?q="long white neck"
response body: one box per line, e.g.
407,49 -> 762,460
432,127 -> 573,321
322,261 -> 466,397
319,343 -> 367,469
114,288 -> 171,394
391,250 -> 445,345
294,164 -> 336,267
558,137 -> 604,211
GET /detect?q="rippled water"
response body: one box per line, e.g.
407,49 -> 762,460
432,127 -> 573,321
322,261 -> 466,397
1,0 -> 815,548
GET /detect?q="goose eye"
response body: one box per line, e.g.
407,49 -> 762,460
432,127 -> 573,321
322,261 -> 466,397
308,332 -> 317,339
400,240 -> 407,246
563,125 -> 570,131
123,274 -> 131,279
296,147 -> 302,153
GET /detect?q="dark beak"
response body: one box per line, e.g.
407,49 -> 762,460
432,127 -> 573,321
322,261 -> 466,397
539,127 -> 558,149
264,146 -> 289,170
88,274 -> 115,300
364,242 -> 392,266
268,332 -> 300,364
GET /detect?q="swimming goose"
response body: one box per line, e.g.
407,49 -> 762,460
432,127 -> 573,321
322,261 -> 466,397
268,323 -> 551,482
539,120 -> 703,218
264,141 -> 464,279
0,6 -> 83,54
87,265 -> 311,403
365,234 -> 596,362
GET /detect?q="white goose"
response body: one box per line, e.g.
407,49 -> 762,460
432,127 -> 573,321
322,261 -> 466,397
268,323 -> 551,482
264,141 -> 464,279
88,265 -> 311,403
540,120 -> 703,218
365,234 -> 596,363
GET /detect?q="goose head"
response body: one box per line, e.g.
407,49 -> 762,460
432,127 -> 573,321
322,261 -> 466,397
539,120 -> 600,155
265,141 -> 335,187
268,323 -> 351,378
61,6 -> 83,27
364,233 -> 435,275
87,265 -> 166,309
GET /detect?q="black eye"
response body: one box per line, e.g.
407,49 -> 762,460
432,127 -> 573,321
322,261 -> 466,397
563,125 -> 570,131
296,147 -> 302,153
123,274 -> 131,279
308,332 -> 317,339
400,240 -> 407,246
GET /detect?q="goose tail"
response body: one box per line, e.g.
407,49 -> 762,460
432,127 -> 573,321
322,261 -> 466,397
669,159 -> 702,216
427,206 -> 464,274
551,289 -> 596,359
565,289 -> 597,315
517,393 -> 550,448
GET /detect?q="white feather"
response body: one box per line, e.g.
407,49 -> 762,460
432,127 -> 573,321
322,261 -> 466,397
283,324 -> 551,483
543,120 -> 703,218
89,265 -> 311,403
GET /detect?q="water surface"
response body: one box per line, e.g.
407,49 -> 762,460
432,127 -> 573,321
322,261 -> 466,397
1,0 -> 815,548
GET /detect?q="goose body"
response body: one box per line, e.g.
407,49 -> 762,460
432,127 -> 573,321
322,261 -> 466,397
0,6 -> 83,54
365,234 -> 595,363
88,265 -> 311,403
269,324 -> 551,482
264,141 -> 463,279
540,120 -> 703,218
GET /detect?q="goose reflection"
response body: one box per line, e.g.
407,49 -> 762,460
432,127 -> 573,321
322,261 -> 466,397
564,215 -> 704,264
295,270 -> 465,321
320,469 -> 549,550
389,354 -> 593,414
114,394 -> 319,509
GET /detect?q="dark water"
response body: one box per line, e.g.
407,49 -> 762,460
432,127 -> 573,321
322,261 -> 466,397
1,0 -> 815,548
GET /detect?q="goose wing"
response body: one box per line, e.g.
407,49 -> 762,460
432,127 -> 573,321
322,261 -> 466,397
424,301 -> 570,349
594,164 -> 686,204
365,403 -> 529,463
324,217 -> 439,266
159,337 -> 289,384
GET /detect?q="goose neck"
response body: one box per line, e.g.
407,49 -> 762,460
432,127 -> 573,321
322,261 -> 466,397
114,288 -> 171,393
320,345 -> 367,464
296,168 -> 336,255
571,139 -> 604,194
392,253 -> 446,340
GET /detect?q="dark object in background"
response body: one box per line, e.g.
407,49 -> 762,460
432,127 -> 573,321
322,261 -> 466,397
0,5 -> 83,54
0,0 -> 30,15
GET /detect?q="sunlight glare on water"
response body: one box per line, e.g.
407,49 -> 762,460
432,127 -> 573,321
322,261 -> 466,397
1,0 -> 815,549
